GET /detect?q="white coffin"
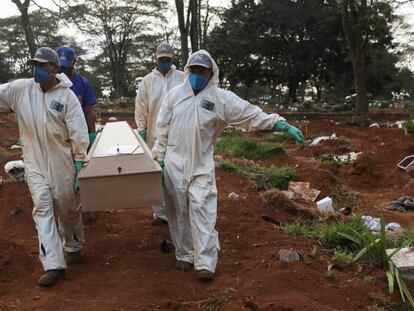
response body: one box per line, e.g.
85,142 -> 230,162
78,121 -> 163,212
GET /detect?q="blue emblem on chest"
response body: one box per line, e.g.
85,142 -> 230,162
200,99 -> 215,111
50,100 -> 64,112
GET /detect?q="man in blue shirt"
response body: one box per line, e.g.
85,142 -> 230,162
56,46 -> 97,148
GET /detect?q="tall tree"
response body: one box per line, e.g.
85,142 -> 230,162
341,0 -> 394,114
11,0 -> 36,57
59,0 -> 167,98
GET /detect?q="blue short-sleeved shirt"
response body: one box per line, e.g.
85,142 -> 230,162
70,71 -> 96,108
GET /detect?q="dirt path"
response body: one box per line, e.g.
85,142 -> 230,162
1,115 -> 413,310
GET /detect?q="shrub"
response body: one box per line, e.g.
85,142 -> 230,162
215,136 -> 284,160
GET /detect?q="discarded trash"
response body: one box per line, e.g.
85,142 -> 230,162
395,121 -> 404,129
10,144 -> 22,150
322,152 -> 361,164
288,181 -> 321,202
228,192 -> 240,201
316,197 -> 334,213
388,196 -> 414,212
278,249 -> 301,263
4,160 -> 25,182
397,155 -> 414,173
386,222 -> 402,232
386,247 -> 414,280
310,133 -> 337,146
108,117 -> 117,121
280,190 -> 300,200
361,216 -> 402,232
369,123 -> 380,128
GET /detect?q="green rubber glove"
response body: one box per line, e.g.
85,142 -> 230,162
88,132 -> 97,151
16,138 -> 23,147
74,160 -> 83,193
139,129 -> 147,142
273,121 -> 304,145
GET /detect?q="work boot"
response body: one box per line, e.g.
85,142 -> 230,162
151,217 -> 168,226
65,251 -> 83,265
197,269 -> 215,282
175,260 -> 193,272
38,269 -> 65,287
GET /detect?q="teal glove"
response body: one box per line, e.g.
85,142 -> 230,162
88,132 -> 97,151
139,129 -> 147,142
74,160 -> 83,193
16,138 -> 23,147
273,121 -> 304,145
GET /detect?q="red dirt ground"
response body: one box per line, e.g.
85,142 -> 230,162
1,114 -> 413,310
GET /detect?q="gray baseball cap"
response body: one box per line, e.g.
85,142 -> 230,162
156,43 -> 173,58
27,47 -> 60,66
187,53 -> 213,69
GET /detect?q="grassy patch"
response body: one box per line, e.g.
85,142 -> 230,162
403,120 -> 414,135
219,160 -> 298,190
0,147 -> 14,163
215,136 -> 284,160
264,132 -> 290,143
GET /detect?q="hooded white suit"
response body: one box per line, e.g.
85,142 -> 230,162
152,50 -> 285,272
135,66 -> 185,221
0,73 -> 89,271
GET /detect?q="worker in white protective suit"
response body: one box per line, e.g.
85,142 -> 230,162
0,47 -> 89,287
153,50 -> 304,282
135,43 -> 185,225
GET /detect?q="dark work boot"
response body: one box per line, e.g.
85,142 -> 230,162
196,269 -> 215,282
175,260 -> 193,272
151,217 -> 168,226
38,269 -> 65,287
65,251 -> 83,265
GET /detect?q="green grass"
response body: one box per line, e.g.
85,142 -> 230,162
215,135 -> 284,160
0,147 -> 14,163
283,217 -> 414,308
264,132 -> 290,143
219,160 -> 298,190
403,120 -> 414,135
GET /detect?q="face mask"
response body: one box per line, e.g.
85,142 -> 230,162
33,66 -> 49,84
188,73 -> 209,92
158,61 -> 172,72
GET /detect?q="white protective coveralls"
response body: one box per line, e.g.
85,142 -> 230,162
0,73 -> 89,271
152,50 -> 285,272
135,65 -> 185,220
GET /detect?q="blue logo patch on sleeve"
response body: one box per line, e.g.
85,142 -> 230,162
200,99 -> 215,111
50,100 -> 64,112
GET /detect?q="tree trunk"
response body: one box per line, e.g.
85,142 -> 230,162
352,56 -> 368,114
190,0 -> 199,51
341,0 -> 369,115
175,0 -> 189,65
287,80 -> 299,102
12,0 -> 37,57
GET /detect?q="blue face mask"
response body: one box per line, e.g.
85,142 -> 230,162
188,73 -> 209,92
33,66 -> 49,84
158,61 -> 172,72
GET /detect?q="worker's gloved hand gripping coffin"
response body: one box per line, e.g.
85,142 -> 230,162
78,121 -> 163,211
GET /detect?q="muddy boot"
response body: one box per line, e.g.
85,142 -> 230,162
197,269 -> 215,282
65,251 -> 83,265
175,260 -> 193,272
151,217 -> 168,226
38,269 -> 65,287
